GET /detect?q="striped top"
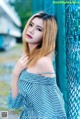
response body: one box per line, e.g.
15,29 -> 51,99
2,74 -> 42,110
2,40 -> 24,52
7,69 -> 67,119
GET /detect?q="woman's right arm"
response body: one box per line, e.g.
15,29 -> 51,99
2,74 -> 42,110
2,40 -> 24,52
7,54 -> 29,109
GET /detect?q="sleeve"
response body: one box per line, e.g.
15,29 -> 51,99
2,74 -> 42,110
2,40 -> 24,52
7,89 -> 24,109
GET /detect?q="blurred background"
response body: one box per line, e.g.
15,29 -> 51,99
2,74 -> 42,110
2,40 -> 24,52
0,0 -> 80,119
0,0 -> 32,118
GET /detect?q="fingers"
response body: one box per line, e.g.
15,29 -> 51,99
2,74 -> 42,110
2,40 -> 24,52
19,54 -> 29,64
19,54 -> 28,61
22,57 -> 29,63
20,54 -> 28,60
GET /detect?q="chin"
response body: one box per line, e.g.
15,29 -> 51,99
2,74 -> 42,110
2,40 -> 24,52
25,38 -> 31,42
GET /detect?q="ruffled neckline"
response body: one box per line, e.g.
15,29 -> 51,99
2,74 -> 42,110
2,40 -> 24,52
18,69 -> 56,85
24,69 -> 56,79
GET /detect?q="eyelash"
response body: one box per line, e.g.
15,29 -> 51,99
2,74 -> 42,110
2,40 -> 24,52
29,23 -> 33,27
37,28 -> 42,31
29,23 -> 42,32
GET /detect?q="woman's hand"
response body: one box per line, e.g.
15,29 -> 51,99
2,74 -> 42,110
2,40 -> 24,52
13,54 -> 29,78
10,54 -> 29,98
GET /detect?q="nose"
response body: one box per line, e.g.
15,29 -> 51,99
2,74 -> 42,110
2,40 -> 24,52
29,27 -> 35,34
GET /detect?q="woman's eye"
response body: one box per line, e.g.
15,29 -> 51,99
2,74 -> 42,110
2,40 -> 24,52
37,28 -> 42,31
29,23 -> 33,27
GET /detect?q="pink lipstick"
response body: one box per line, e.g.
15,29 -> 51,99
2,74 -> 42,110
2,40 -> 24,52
26,34 -> 32,39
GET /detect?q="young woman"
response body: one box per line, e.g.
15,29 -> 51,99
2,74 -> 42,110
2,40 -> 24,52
7,11 -> 67,119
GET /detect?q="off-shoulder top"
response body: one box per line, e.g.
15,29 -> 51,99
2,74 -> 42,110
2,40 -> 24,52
7,69 -> 67,119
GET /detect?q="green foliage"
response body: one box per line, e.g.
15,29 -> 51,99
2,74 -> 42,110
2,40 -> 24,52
9,0 -> 32,30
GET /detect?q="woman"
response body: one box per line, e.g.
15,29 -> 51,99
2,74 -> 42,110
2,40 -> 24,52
7,11 -> 67,119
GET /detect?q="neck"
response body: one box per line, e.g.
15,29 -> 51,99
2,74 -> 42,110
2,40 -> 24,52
47,51 -> 55,60
28,43 -> 38,52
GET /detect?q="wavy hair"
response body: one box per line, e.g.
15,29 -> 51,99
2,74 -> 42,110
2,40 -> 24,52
22,11 -> 58,67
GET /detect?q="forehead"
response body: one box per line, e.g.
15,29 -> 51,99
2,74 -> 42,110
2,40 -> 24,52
31,17 -> 43,26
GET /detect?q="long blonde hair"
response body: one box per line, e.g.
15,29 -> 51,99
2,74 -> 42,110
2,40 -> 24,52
22,11 -> 58,67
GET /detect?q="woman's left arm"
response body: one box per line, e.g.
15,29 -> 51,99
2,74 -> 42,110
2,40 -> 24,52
7,88 -> 24,109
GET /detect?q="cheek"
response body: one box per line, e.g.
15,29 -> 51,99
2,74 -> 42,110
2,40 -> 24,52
35,32 -> 43,41
26,28 -> 29,34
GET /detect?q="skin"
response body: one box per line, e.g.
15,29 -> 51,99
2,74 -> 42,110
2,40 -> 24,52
26,17 -> 44,52
13,17 -> 53,78
13,17 -> 44,77
12,17 -> 55,98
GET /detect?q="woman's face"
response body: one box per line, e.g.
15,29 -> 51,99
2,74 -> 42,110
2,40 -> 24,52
26,17 -> 44,44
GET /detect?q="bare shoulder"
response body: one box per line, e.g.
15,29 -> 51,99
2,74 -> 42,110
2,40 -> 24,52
37,56 -> 50,62
37,56 -> 55,73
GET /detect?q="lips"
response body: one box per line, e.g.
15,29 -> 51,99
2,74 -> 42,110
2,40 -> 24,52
26,34 -> 32,39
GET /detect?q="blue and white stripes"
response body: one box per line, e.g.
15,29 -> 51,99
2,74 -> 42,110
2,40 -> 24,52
7,69 -> 67,119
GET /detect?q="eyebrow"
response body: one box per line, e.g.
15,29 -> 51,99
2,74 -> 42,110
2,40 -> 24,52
30,22 -> 44,30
